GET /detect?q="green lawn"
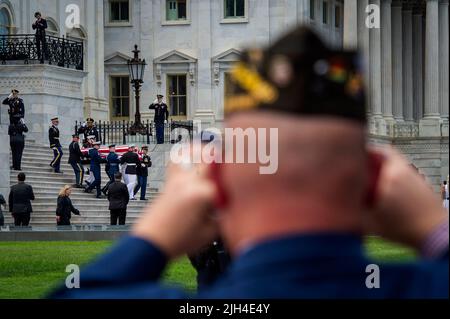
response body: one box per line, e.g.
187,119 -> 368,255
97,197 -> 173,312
0,237 -> 415,299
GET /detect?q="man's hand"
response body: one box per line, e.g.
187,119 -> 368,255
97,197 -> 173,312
132,160 -> 219,259
364,147 -> 448,249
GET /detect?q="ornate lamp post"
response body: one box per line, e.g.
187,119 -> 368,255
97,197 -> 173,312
127,44 -> 147,135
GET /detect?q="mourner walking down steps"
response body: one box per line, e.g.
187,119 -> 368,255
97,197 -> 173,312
68,134 -> 84,188
9,119 -> 28,171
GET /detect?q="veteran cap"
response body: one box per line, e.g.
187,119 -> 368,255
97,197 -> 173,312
225,26 -> 367,124
51,117 -> 59,121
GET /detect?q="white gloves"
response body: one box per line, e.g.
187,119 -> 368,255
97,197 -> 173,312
164,120 -> 168,124
8,93 -> 13,99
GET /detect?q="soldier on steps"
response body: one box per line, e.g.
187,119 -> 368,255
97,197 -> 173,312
68,134 -> 84,188
49,117 -> 63,174
2,89 -> 25,125
8,119 -> 29,171
84,142 -> 104,199
102,144 -> 120,196
78,118 -> 99,147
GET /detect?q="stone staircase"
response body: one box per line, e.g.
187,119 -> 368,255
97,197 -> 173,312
4,142 -> 160,227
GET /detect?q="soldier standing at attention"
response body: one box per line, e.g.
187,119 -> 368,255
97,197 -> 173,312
68,134 -> 84,188
102,145 -> 121,196
149,95 -> 169,144
134,145 -> 152,201
8,119 -> 28,171
2,89 -> 25,125
49,117 -> 63,174
32,12 -> 48,64
120,145 -> 140,200
84,142 -> 103,199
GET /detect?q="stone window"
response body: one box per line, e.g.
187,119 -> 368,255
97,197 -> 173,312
309,0 -> 315,20
322,1 -> 328,25
109,0 -> 130,23
334,4 -> 341,28
0,7 -> 12,35
110,75 -> 130,119
222,0 -> 248,23
166,0 -> 187,21
46,18 -> 59,37
167,74 -> 187,118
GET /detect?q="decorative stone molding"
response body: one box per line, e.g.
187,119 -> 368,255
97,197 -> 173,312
153,50 -> 198,86
211,48 -> 242,85
394,122 -> 419,138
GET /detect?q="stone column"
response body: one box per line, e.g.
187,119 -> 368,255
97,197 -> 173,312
402,6 -> 414,122
381,0 -> 394,124
391,1 -> 403,121
358,0 -> 371,116
420,0 -> 440,136
412,9 -> 424,121
369,0 -> 384,133
439,0 -> 449,124
343,0 -> 358,49
194,0 -> 215,125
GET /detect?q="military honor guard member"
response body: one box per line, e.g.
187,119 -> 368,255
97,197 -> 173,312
149,95 -> 169,144
8,119 -> 28,171
49,117 -> 63,174
102,145 -> 121,196
2,89 -> 25,125
120,145 -> 140,200
68,135 -> 84,188
78,118 -> 99,147
134,146 -> 152,201
32,12 -> 48,63
84,142 -> 103,198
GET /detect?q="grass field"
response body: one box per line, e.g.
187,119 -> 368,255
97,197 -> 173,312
0,237 -> 416,299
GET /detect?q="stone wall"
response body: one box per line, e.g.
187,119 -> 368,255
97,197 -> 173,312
0,65 -> 87,145
0,106 -> 9,199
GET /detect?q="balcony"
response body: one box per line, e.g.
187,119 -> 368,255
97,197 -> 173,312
0,34 -> 84,70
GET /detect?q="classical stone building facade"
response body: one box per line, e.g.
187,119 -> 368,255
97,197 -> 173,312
0,0 -> 448,193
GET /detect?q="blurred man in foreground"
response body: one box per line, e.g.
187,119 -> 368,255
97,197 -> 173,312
50,27 -> 448,299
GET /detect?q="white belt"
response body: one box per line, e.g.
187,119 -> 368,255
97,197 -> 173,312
126,163 -> 136,166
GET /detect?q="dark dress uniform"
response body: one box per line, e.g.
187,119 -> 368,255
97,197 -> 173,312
85,147 -> 103,198
8,122 -> 28,171
2,97 -> 25,125
149,102 -> 169,144
56,196 -> 80,226
49,125 -> 63,173
134,154 -> 151,200
78,125 -> 99,147
102,151 -> 120,195
68,140 -> 84,187
32,17 -> 48,63
120,150 -> 140,199
107,181 -> 129,225
8,181 -> 35,226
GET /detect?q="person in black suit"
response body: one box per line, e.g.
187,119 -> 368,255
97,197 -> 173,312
8,119 -> 28,171
107,172 -> 129,225
68,134 -> 84,188
8,173 -> 35,226
56,185 -> 80,226
32,12 -> 48,63
2,89 -> 25,124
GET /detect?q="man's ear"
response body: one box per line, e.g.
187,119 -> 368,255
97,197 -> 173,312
365,149 -> 385,208
210,162 -> 230,210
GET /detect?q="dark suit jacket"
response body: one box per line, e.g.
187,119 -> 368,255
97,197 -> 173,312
107,181 -> 129,210
9,182 -> 35,214
56,196 -> 80,221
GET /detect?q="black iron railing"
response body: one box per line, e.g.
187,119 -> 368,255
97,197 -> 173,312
74,120 -> 194,146
0,34 -> 84,70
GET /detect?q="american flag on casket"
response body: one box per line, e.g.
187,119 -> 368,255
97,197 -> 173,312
81,145 -> 143,161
